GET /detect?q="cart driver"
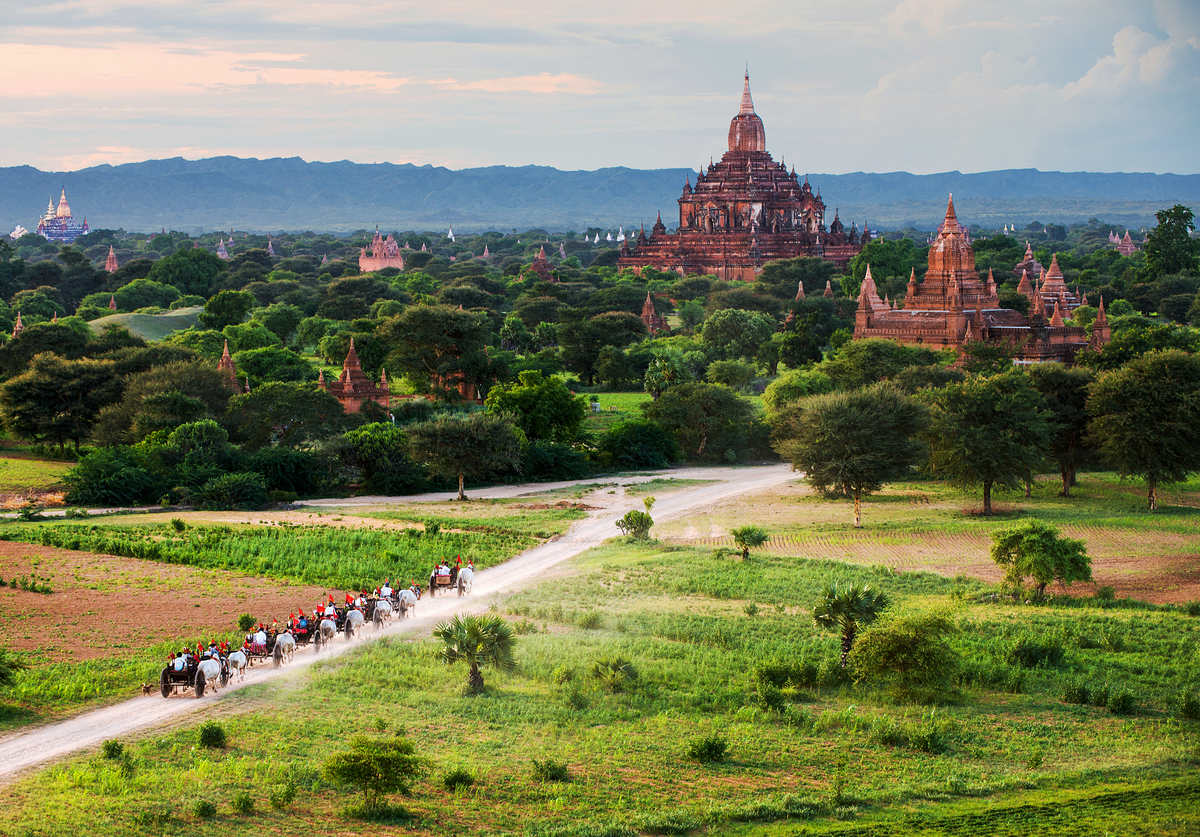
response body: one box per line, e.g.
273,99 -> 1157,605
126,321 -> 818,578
171,652 -> 186,673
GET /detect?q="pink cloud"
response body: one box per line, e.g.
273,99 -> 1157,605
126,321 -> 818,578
435,73 -> 603,95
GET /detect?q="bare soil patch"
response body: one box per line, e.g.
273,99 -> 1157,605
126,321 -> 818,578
0,541 -> 329,661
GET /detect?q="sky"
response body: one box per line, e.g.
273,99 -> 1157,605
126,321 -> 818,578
2,0 -> 1197,175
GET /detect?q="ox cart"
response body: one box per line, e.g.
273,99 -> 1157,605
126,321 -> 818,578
160,656 -> 228,698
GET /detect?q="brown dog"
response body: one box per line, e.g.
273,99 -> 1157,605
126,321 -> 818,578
140,683 -> 154,695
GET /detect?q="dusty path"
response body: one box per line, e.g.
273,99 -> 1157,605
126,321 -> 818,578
0,464 -> 794,781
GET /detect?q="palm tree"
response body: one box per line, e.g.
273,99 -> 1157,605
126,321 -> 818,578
812,582 -> 889,668
433,614 -> 517,694
731,526 -> 769,560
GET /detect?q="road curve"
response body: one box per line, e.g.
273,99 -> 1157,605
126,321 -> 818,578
0,464 -> 794,781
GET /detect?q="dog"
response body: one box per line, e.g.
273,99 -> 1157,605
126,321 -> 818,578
140,683 -> 154,695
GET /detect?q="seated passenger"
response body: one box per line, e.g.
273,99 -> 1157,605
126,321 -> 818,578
172,653 -> 186,672
253,627 -> 268,646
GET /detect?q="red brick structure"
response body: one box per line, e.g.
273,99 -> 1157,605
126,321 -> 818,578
853,195 -> 1109,363
640,291 -> 667,333
319,338 -> 390,413
104,246 -> 118,274
358,230 -> 405,272
217,339 -> 247,392
619,72 -> 864,281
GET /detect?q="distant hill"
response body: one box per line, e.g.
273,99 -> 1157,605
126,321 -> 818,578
87,307 -> 202,341
3,156 -> 1198,234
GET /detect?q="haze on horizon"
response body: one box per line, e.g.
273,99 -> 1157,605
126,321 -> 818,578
3,0 -> 1197,176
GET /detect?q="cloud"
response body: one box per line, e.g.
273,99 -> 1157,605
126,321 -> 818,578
434,73 -> 604,95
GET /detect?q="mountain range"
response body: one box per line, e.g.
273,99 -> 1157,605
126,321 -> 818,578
3,156 -> 1198,235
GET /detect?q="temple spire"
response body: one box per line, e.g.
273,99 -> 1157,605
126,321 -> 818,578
739,70 -> 755,114
942,193 -> 960,232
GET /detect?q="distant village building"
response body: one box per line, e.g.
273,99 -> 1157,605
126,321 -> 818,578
526,245 -> 554,282
36,188 -> 89,243
619,72 -> 864,281
9,225 -> 29,240
319,338 -> 389,414
216,239 -> 230,260
357,230 -> 405,272
104,246 -> 119,274
852,195 -> 1109,364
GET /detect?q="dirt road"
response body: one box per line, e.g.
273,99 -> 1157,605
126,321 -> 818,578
0,464 -> 794,780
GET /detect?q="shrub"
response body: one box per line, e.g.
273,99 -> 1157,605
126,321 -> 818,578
231,792 -> 254,814
170,517 -> 186,532
63,446 -> 162,506
990,520 -> 1091,600
323,736 -> 422,813
686,733 -> 729,763
597,419 -> 679,469
1090,682 -> 1111,708
193,800 -> 217,819
731,525 -> 769,560
1061,679 -> 1091,705
755,680 -> 786,712
1006,636 -> 1067,668
1095,585 -> 1116,602
531,758 -> 572,782
1176,688 -> 1200,721
268,780 -> 297,810
1107,689 -> 1137,716
1184,601 -> 1200,617
848,607 -> 959,700
744,602 -> 760,617
236,613 -> 257,633
442,767 -> 476,792
194,471 -> 268,510
101,739 -> 124,760
615,509 -> 653,539
590,657 -> 637,693
198,721 -> 227,749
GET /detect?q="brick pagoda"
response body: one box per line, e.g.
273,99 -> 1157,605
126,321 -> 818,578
359,230 -> 405,272
319,338 -> 389,413
853,195 -> 1109,363
618,72 -> 864,281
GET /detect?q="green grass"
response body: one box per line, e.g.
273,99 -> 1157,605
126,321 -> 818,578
317,498 -> 587,539
0,521 -> 534,591
624,477 -> 717,496
0,453 -> 71,494
4,536 -> 1197,834
581,391 -> 653,433
86,306 -> 202,341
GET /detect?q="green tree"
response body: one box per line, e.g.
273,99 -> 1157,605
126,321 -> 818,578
641,382 -> 757,461
323,736 -> 422,813
113,278 -> 180,311
705,359 -> 756,392
0,353 -> 119,451
406,412 -> 523,500
813,582 -> 890,668
92,360 -> 232,445
380,305 -> 490,399
1142,204 -> 1199,278
990,520 -> 1091,600
819,338 -> 941,390
146,248 -> 225,297
200,290 -> 254,329
642,348 -> 693,399
1027,364 -> 1095,496
731,525 -> 768,559
772,383 -> 926,526
1087,349 -> 1200,510
342,422 -> 426,494
232,346 -> 315,384
226,382 -> 347,450
433,614 -> 517,694
484,370 -> 585,442
923,371 -> 1050,514
700,308 -> 774,360
558,311 -> 647,385
252,303 -> 304,345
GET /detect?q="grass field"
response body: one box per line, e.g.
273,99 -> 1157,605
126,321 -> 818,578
86,306 -> 202,341
581,391 -> 653,434
2,530 -> 1196,834
0,452 -> 71,502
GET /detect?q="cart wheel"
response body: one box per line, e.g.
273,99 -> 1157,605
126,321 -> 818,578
160,669 -> 171,699
195,670 -> 206,698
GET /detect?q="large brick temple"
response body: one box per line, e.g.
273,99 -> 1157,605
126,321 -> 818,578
853,195 -> 1110,363
618,73 -> 865,281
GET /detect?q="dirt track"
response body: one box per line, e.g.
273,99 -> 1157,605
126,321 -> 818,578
0,464 -> 795,781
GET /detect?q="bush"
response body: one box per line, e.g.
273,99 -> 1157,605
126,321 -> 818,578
1090,682 -> 1111,708
597,419 -> 679,470
590,657 -> 637,693
755,680 -> 786,712
1176,688 -> 1200,721
231,791 -> 254,814
1061,679 -> 1091,705
193,800 -> 217,819
990,520 -> 1091,600
576,611 -> 603,630
1184,601 -> 1200,617
848,607 -> 959,700
1107,689 -> 1137,716
441,767 -> 476,791
269,780 -> 297,809
237,613 -> 257,633
198,721 -> 227,749
194,471 -> 268,510
324,736 -> 422,813
686,733 -> 729,763
1006,636 -> 1067,668
64,446 -> 163,506
522,440 -> 590,481
101,739 -> 124,760
615,509 -> 653,539
531,758 -> 572,782
170,517 -> 186,532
